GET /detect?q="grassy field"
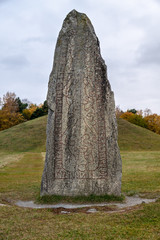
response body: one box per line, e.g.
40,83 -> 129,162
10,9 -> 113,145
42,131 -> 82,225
0,116 -> 160,239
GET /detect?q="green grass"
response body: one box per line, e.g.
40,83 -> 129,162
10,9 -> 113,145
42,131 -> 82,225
1,116 -> 160,239
0,153 -> 44,201
121,151 -> 160,196
1,151 -> 160,203
37,193 -> 124,204
118,118 -> 160,151
0,116 -> 47,153
1,199 -> 160,239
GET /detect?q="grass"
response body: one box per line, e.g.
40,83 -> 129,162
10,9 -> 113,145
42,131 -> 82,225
1,116 -> 160,239
1,199 -> 160,239
118,118 -> 160,151
0,116 -> 47,153
0,153 -> 44,201
121,151 -> 160,197
37,193 -> 124,204
1,151 -> 160,203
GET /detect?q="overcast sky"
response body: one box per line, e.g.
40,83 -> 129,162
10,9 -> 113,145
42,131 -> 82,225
0,0 -> 160,114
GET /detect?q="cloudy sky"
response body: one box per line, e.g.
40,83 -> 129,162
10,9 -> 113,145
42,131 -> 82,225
0,0 -> 160,114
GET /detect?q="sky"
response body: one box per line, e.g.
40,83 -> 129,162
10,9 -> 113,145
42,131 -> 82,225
0,0 -> 160,114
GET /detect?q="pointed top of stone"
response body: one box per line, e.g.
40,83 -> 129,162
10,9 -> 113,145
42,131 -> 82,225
68,9 -> 79,15
67,9 -> 86,17
61,9 -> 96,36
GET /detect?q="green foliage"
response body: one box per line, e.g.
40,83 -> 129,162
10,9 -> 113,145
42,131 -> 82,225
120,112 -> 148,128
42,100 -> 48,114
127,108 -> 137,114
121,110 -> 160,135
16,97 -> 28,113
31,107 -> 44,119
128,113 -> 148,128
31,101 -> 48,120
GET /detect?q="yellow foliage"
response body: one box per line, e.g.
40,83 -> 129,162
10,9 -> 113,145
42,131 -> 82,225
0,92 -> 25,131
22,104 -> 37,120
0,109 -> 24,131
120,112 -> 134,121
144,114 -> 160,134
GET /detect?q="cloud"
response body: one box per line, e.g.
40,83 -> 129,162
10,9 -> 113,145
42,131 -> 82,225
0,0 -> 10,4
0,55 -> 29,69
138,42 -> 160,65
0,0 -> 160,114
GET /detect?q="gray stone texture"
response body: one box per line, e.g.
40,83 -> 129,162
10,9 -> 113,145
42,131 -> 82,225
41,10 -> 122,196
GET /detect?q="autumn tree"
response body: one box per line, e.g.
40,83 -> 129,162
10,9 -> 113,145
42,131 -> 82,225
120,111 -> 148,128
115,105 -> 123,118
22,104 -> 37,120
0,92 -> 24,131
144,114 -> 160,134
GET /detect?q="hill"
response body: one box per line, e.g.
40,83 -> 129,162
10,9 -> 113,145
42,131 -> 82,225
0,115 -> 160,153
0,116 -> 47,153
117,118 -> 160,151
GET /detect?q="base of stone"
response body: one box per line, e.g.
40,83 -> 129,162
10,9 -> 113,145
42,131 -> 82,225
38,193 -> 124,204
41,177 -> 121,197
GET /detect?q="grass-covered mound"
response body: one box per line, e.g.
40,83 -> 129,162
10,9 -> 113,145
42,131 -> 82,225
118,118 -> 160,151
0,115 -> 160,153
0,116 -> 47,153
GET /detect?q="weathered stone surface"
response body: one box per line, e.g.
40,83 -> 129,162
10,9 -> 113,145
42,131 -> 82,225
41,10 -> 122,196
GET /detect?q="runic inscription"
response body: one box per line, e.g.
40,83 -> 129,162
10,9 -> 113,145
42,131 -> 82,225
41,10 -> 122,196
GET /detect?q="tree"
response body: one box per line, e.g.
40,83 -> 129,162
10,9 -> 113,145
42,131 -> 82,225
16,97 -> 28,113
120,111 -> 148,128
42,100 -> 48,114
115,105 -> 123,118
22,104 -> 37,120
3,92 -> 18,113
0,92 -> 24,131
144,108 -> 152,117
31,107 -> 44,119
144,114 -> 160,134
30,100 -> 48,119
127,109 -> 137,114
136,109 -> 143,116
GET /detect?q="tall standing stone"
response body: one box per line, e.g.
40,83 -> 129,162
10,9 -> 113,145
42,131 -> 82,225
41,10 -> 122,196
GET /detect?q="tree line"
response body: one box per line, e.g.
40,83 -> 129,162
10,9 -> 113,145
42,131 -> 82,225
116,106 -> 160,135
0,92 -> 48,131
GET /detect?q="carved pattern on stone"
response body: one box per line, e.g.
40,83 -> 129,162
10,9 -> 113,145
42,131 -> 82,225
52,30 -> 108,180
41,10 -> 122,196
